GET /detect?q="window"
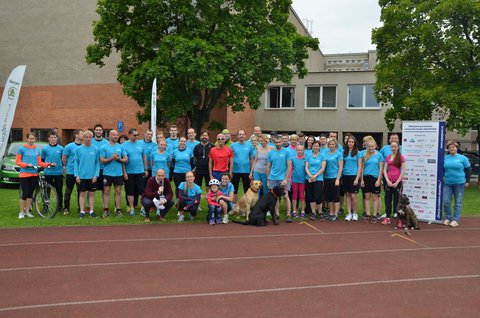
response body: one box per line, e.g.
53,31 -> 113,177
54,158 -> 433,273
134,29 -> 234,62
8,128 -> 23,143
347,84 -> 379,108
267,86 -> 295,109
31,128 -> 51,142
306,86 -> 336,108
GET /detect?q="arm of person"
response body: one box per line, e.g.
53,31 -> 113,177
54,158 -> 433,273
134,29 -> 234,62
185,194 -> 201,210
383,160 -> 392,186
376,161 -> 384,187
62,154 -> 68,167
315,160 -> 327,179
143,154 -> 148,177
336,159 -> 343,186
250,149 -> 259,177
229,156 -> 233,179
266,161 -> 271,186
208,157 -> 213,179
394,161 -> 406,187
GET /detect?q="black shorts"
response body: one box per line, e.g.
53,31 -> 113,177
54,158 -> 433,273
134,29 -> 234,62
20,176 -> 38,200
78,179 -> 97,192
324,178 -> 340,203
103,175 -> 124,187
125,173 -> 145,196
340,175 -> 359,195
362,175 -> 381,194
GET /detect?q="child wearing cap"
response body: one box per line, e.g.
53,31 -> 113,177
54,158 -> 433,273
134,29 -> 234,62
207,179 -> 225,225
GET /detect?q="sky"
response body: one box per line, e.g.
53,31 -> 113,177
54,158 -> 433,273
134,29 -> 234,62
291,0 -> 382,53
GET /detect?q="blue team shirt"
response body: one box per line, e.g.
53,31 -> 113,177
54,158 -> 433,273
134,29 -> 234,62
343,151 -> 359,176
150,151 -> 171,177
186,140 -> 200,154
444,154 -> 470,185
362,151 -> 384,177
100,142 -> 127,177
92,138 -> 108,169
178,182 -> 202,202
324,151 -> 343,179
17,145 -> 41,175
123,140 -> 146,174
172,148 -> 193,173
64,142 -> 82,175
41,144 -> 64,175
138,140 -> 157,170
306,152 -> 325,181
219,182 -> 235,196
231,142 -> 254,173
74,145 -> 100,179
267,148 -> 291,181
166,138 -> 179,153
291,156 -> 306,183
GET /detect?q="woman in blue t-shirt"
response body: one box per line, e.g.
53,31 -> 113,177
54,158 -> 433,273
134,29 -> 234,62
342,135 -> 361,221
443,140 -> 471,227
360,140 -> 384,223
323,139 -> 344,221
305,141 -> 326,220
172,137 -> 193,189
176,171 -> 202,222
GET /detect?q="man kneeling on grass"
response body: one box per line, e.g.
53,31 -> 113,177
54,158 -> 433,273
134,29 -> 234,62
141,169 -> 174,223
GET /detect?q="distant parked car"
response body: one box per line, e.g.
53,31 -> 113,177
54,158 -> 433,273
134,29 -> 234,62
462,152 -> 479,175
0,141 -> 48,186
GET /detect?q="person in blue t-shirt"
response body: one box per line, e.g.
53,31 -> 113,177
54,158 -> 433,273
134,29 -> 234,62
360,139 -> 384,223
41,131 -> 64,213
123,128 -> 148,216
92,124 -> 109,197
305,140 -> 326,219
100,130 -> 128,217
166,125 -> 179,180
62,129 -> 83,215
231,129 -> 255,197
172,137 -> 193,189
177,171 -> 202,222
443,140 -> 471,227
74,130 -> 100,218
150,139 -> 171,180
186,128 -> 200,154
218,172 -> 235,223
137,129 -> 157,179
323,139 -> 344,221
266,135 -> 293,222
341,135 -> 362,221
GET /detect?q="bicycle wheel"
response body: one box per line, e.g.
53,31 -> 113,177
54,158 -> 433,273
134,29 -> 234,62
34,183 -> 58,218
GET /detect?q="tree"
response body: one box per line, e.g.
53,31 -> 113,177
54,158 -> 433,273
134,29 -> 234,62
86,0 -> 318,133
372,0 -> 480,134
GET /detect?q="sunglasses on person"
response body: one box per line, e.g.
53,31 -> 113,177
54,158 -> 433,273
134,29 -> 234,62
217,138 -> 225,141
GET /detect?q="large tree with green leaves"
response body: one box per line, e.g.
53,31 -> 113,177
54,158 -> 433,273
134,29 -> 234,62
86,0 -> 318,132
372,0 -> 480,133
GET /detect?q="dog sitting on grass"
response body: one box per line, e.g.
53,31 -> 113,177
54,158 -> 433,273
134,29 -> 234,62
232,185 -> 284,226
396,194 -> 420,236
230,180 -> 262,220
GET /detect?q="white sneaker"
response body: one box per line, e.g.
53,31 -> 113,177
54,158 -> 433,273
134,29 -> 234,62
18,211 -> 25,219
345,213 -> 352,221
25,211 -> 34,218
177,214 -> 185,223
443,219 -> 450,226
222,214 -> 229,224
352,213 -> 359,221
449,220 -> 459,227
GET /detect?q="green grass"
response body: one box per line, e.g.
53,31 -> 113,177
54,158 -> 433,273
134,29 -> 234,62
0,183 -> 479,228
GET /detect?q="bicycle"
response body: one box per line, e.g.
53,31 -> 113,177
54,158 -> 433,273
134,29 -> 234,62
19,166 -> 59,218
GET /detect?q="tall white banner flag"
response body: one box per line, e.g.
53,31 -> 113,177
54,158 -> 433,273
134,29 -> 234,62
0,65 -> 27,159
151,78 -> 157,142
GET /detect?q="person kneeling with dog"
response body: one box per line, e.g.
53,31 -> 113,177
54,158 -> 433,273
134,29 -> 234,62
141,169 -> 174,223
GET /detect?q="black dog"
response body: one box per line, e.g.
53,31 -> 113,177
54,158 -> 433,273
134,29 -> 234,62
232,185 -> 284,226
396,194 -> 420,236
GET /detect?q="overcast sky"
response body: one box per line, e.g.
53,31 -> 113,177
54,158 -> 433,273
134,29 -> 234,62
291,0 -> 382,53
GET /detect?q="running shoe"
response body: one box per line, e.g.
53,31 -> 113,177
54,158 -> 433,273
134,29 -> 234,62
129,209 -> 135,216
381,217 -> 391,225
449,220 -> 459,227
216,218 -> 222,224
338,208 -> 344,216
209,219 -> 215,225
25,211 -> 34,218
352,213 -> 359,221
79,212 -> 86,219
370,216 -> 378,224
300,211 -> 305,220
292,211 -> 299,219
222,214 -> 229,224
345,213 -> 353,221
140,208 -> 146,217
442,219 -> 450,226
177,214 -> 185,223
63,208 -> 69,215
329,215 -> 338,221
102,211 -> 110,218
310,214 -> 316,220
286,216 -> 293,223
363,215 -> 371,223
18,211 -> 25,219
115,209 -> 123,217
89,212 -> 97,218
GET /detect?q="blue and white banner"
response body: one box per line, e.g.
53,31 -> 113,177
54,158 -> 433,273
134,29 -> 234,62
402,121 -> 446,223
0,65 -> 26,159
151,78 -> 157,142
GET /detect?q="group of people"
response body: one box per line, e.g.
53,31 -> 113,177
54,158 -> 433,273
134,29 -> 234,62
15,124 -> 471,227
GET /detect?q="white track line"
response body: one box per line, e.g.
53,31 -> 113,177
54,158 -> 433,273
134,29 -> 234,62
1,245 -> 479,273
0,274 -> 478,312
1,227 -> 479,247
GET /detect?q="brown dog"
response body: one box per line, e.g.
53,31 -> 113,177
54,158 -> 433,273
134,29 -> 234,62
396,194 -> 420,236
230,180 -> 262,220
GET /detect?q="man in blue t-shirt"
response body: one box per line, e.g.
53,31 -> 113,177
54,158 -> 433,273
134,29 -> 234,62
231,129 -> 254,198
41,131 -> 64,213
100,130 -> 128,217
137,129 -> 157,179
62,129 -> 83,215
266,135 -> 292,222
123,128 -> 148,216
92,124 -> 109,205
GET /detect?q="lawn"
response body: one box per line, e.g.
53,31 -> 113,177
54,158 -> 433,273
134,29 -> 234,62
0,183 -> 478,228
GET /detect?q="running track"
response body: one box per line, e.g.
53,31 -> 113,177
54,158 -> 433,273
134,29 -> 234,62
0,218 -> 479,317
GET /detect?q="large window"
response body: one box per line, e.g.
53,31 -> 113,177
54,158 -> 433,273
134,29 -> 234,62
267,86 -> 295,109
306,86 -> 337,108
347,84 -> 379,108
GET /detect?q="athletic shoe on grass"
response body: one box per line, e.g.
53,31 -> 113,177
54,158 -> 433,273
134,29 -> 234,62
128,210 -> 135,216
25,211 -> 34,218
80,212 -> 86,219
222,214 -> 229,224
140,208 -> 146,217
352,213 -> 359,221
89,212 -> 97,218
178,214 -> 185,223
18,211 -> 25,219
115,209 -> 123,217
345,213 -> 352,221
63,209 -> 69,215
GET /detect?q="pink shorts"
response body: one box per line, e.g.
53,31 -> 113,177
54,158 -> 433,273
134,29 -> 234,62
292,182 -> 305,200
